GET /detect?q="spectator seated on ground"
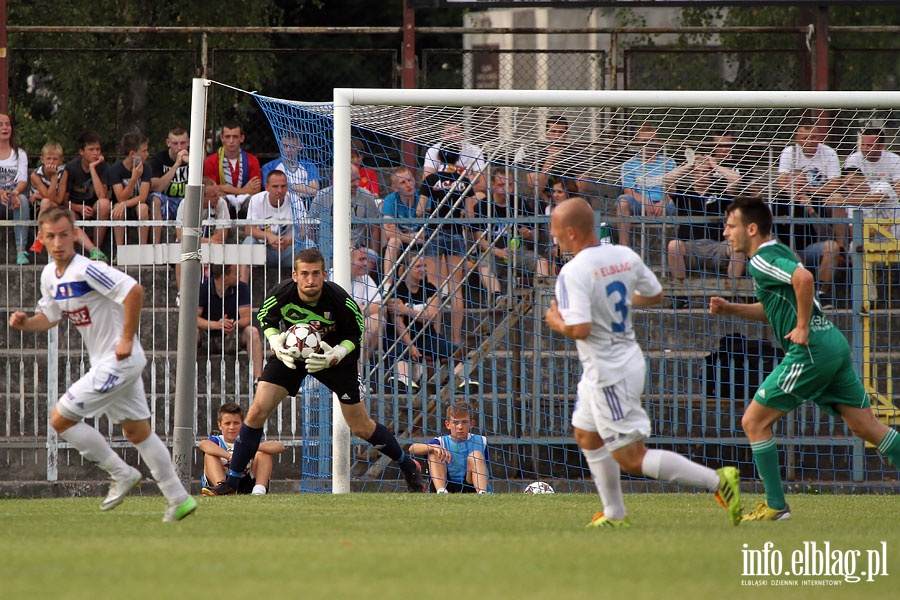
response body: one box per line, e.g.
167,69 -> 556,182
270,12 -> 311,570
408,402 -> 490,494
200,402 -> 285,496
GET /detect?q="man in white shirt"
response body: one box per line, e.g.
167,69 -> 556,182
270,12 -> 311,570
8,207 -> 196,522
543,197 -> 742,529
240,170 -> 294,284
423,123 -> 486,188
827,127 -> 900,245
774,122 -> 844,299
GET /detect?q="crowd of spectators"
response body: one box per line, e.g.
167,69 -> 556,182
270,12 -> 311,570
5,111 -> 900,388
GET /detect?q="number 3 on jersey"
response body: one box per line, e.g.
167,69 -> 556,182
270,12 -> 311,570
605,280 -> 628,333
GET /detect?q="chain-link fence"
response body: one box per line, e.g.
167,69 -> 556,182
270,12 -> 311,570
422,48 -> 606,91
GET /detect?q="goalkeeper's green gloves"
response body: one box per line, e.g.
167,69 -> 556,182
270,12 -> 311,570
305,341 -> 349,373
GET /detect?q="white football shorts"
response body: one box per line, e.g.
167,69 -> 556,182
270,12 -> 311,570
56,354 -> 151,424
571,357 -> 651,452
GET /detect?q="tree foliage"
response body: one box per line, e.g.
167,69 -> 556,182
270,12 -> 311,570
9,1 -> 282,159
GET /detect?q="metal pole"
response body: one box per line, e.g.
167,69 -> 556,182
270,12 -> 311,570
401,1 -> 417,171
0,0 -> 8,113
332,88 -> 353,494
815,6 -> 830,91
171,77 -> 209,489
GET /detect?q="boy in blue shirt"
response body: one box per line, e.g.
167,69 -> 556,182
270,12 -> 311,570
411,402 -> 490,494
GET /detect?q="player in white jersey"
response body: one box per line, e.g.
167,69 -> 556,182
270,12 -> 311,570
8,207 -> 196,522
543,198 -> 742,528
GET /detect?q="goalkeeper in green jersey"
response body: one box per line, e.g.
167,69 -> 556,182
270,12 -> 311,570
709,196 -> 900,522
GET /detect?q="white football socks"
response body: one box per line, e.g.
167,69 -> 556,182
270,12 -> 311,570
60,422 -> 132,480
581,445 -> 626,520
641,449 -> 719,491
135,435 -> 189,503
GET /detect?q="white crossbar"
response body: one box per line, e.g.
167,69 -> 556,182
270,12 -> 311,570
115,243 -> 267,266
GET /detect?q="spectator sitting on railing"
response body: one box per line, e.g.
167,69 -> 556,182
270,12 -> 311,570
381,165 -> 423,289
202,120 -> 262,219
174,177 -> 232,301
772,121 -> 844,303
409,402 -> 490,494
423,122 -> 486,192
352,138 -> 382,197
615,123 -> 676,247
473,168 -> 548,302
239,169 -> 294,284
30,141 -> 106,261
200,402 -> 284,496
263,136 -> 320,214
106,132 -> 162,247
311,162 -> 382,257
540,175 -> 584,275
824,127 -> 900,251
148,125 -> 190,222
0,112 -> 31,264
514,113 -> 572,206
384,254 -> 476,394
64,130 -> 112,256
198,263 -> 263,383
664,146 -> 745,283
416,145 -> 478,350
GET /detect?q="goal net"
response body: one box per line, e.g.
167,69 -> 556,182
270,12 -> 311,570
248,87 -> 900,494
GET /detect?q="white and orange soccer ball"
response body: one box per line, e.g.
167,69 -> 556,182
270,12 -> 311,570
524,481 -> 555,494
283,323 -> 322,359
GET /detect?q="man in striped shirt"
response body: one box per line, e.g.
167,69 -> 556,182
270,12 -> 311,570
710,195 -> 900,521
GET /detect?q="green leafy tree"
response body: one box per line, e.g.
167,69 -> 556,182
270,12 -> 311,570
9,1 -> 281,159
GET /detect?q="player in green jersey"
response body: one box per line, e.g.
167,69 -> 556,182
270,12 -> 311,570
710,196 -> 900,521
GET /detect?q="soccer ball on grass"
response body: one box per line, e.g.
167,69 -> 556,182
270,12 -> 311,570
283,323 -> 322,359
524,481 -> 555,494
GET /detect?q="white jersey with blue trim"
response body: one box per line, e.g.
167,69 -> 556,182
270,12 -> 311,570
555,244 -> 661,385
37,254 -> 145,365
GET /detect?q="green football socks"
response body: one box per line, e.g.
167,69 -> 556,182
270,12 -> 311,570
751,438 -> 787,511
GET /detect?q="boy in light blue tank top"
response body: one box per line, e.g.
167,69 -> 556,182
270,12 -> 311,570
410,403 -> 490,493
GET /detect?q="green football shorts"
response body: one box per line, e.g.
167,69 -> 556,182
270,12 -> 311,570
753,349 -> 869,417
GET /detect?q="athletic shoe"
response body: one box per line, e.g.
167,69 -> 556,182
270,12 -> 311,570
741,501 -> 792,522
89,247 -> 108,262
714,466 -> 743,527
251,484 -> 268,495
201,481 -> 235,496
163,496 -> 198,522
403,458 -> 426,493
100,467 -> 142,511
586,512 -> 632,529
16,251 -> 29,265
455,378 -> 480,394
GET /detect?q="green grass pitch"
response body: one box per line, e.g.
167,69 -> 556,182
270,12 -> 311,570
1,493 -> 896,599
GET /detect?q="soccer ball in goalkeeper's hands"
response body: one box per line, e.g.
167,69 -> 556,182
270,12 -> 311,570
283,323 -> 322,359
524,481 -> 555,494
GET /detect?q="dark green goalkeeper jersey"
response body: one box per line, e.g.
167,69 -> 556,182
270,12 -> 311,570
748,239 -> 846,361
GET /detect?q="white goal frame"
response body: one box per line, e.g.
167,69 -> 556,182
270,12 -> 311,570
330,88 -> 900,493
